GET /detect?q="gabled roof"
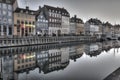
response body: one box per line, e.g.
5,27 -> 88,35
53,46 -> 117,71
87,18 -> 102,25
44,5 -> 70,17
103,22 -> 113,27
70,15 -> 84,24
114,24 -> 120,27
35,7 -> 48,20
14,6 -> 37,15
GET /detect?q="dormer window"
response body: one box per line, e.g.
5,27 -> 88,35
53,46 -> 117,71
52,10 -> 54,12
26,11 -> 28,14
31,12 -> 33,15
21,10 -> 23,13
49,9 -> 51,12
40,15 -> 43,18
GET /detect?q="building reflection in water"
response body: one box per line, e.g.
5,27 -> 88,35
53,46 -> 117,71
69,45 -> 84,62
84,43 -> 102,57
0,41 -> 120,80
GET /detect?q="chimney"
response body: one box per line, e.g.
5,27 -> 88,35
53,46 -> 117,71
39,6 -> 41,10
26,6 -> 29,10
74,15 -> 77,18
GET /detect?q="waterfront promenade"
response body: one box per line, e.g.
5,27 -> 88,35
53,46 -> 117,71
0,36 -> 96,48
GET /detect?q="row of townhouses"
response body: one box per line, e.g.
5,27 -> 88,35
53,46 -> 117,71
0,0 -> 120,38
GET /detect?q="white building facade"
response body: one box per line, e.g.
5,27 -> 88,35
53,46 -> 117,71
43,5 -> 70,36
70,15 -> 84,35
84,18 -> 102,38
70,22 -> 76,35
61,10 -> 70,35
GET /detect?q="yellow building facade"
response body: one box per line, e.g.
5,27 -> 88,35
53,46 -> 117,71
14,7 -> 36,36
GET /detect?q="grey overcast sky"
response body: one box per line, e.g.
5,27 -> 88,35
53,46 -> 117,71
18,0 -> 120,24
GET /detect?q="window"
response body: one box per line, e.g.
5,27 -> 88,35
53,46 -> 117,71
17,14 -> 20,17
37,23 -> 39,27
2,3 -> 7,9
43,19 -> 45,22
8,11 -> 12,16
52,10 -> 54,12
40,19 -> 42,22
21,21 -> 24,24
26,59 -> 28,62
22,65 -> 24,68
0,10 -> 1,15
29,21 -> 31,24
37,19 -> 39,21
8,5 -> 12,10
17,25 -> 20,32
29,27 -> 31,32
49,24 -> 51,27
49,19 -> 51,22
3,18 -> 7,23
46,20 -> 48,22
33,21 -> 35,25
52,19 -> 54,22
31,12 -> 33,15
8,18 -> 12,24
29,15 -> 31,19
0,3 -> 1,8
3,26 -> 6,32
49,9 -> 51,12
17,60 -> 20,64
55,19 -> 56,22
0,26 -> 1,32
40,15 -> 43,18
3,10 -> 7,15
20,10 -> 23,13
9,27 -> 12,35
26,11 -> 28,14
25,21 -> 28,24
17,20 -> 20,24
18,66 -> 20,69
26,15 -> 27,18
22,59 -> 24,63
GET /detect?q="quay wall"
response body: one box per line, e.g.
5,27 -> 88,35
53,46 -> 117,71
0,36 -> 96,48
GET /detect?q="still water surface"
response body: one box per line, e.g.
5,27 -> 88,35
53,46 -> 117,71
0,41 -> 120,80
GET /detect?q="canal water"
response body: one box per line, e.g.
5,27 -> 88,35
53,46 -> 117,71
0,41 -> 120,80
